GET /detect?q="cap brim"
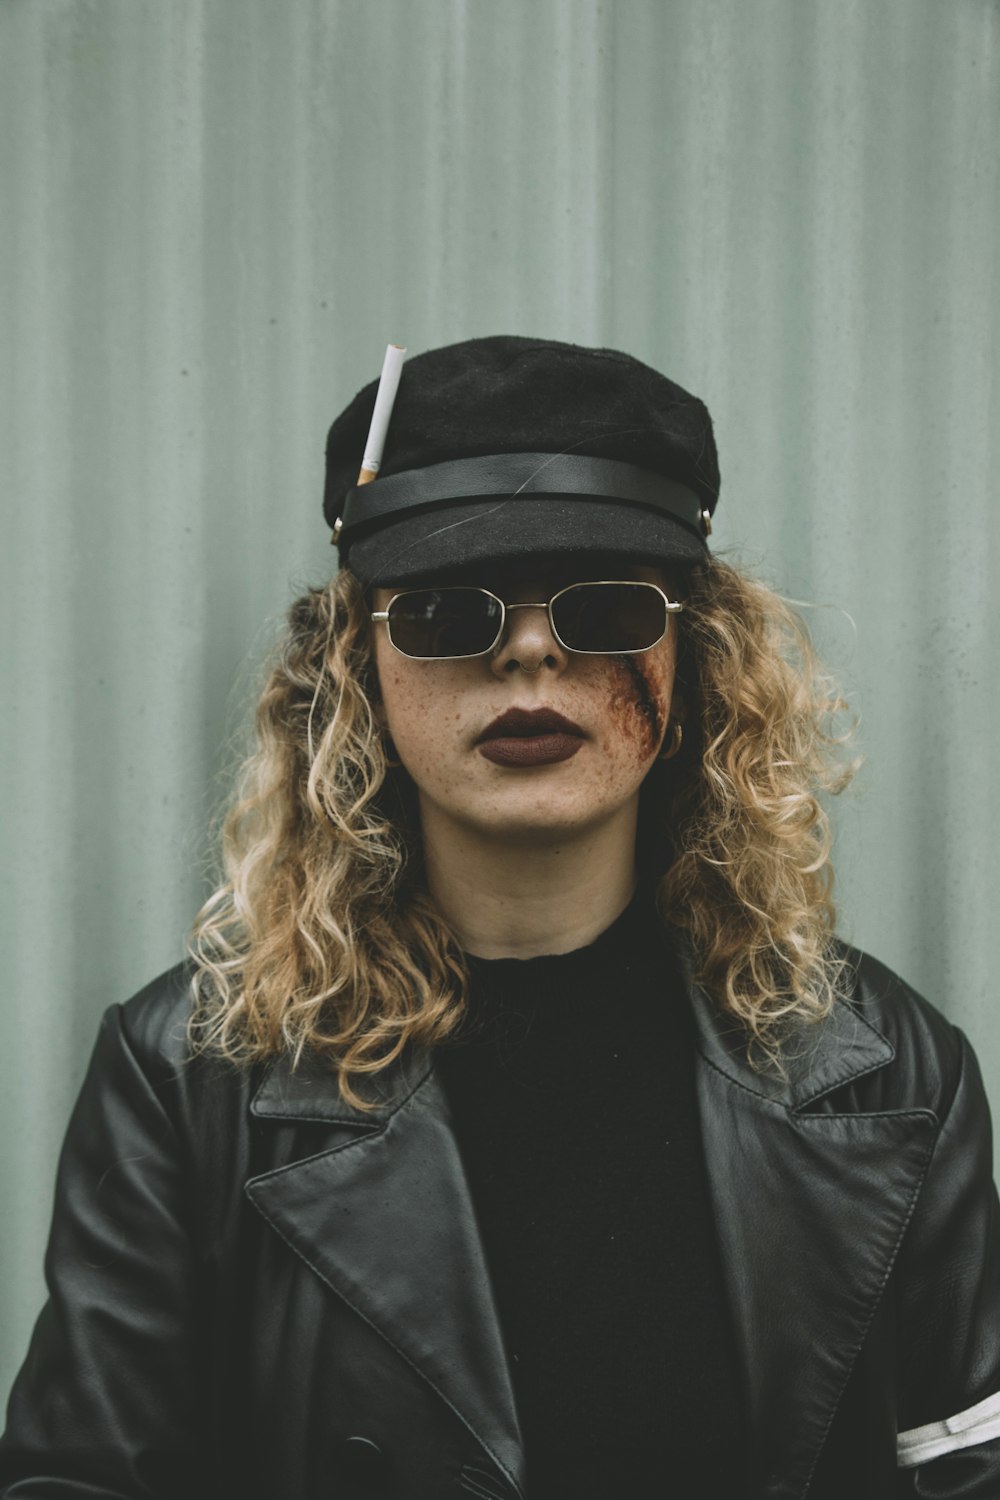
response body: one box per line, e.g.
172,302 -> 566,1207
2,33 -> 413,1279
344,496 -> 708,587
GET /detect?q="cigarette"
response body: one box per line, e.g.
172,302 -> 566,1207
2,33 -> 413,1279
356,343 -> 406,486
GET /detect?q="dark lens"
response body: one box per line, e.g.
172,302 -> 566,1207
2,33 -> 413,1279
551,582 -> 666,653
386,588 -> 502,658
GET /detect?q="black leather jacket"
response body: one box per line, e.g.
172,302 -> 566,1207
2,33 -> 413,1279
2,944 -> 999,1499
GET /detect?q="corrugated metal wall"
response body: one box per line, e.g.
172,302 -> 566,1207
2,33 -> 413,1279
2,0 -> 997,1391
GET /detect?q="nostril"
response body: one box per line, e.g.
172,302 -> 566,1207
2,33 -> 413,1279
490,610 -> 565,675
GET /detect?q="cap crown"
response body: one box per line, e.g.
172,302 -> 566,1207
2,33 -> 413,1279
323,335 -> 719,530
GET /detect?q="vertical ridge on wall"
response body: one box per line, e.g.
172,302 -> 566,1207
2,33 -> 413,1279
1,0 -> 75,1309
932,0 -> 997,1014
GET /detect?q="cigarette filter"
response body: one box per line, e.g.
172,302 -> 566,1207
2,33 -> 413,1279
357,343 -> 406,486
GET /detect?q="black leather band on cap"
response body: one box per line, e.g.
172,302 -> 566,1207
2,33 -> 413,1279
337,452 -> 710,543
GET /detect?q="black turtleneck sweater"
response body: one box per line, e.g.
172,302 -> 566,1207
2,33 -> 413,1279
435,889 -> 746,1497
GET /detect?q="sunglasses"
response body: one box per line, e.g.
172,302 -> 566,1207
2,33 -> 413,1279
371,580 -> 683,660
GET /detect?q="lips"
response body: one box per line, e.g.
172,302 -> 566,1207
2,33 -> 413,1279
476,708 -> 586,768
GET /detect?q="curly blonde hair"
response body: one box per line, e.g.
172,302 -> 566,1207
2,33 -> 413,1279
188,560 -> 856,1106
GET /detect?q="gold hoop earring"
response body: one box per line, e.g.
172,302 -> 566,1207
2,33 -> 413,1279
382,733 -> 402,769
658,720 -> 683,761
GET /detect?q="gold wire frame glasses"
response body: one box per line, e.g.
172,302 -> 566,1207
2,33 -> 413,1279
370,580 -> 684,660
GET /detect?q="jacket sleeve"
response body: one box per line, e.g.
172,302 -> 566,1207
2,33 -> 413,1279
895,1029 -> 1000,1498
0,1005 -> 208,1498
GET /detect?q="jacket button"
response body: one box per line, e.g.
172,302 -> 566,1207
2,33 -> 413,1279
335,1435 -> 389,1493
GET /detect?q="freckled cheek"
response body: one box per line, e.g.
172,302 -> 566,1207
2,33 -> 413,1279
378,667 -> 469,770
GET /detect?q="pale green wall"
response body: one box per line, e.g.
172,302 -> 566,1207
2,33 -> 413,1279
2,0 -> 998,1395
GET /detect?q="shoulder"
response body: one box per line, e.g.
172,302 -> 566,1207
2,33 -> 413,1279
105,960 -> 257,1133
832,942 -> 968,1119
118,959 -> 200,1073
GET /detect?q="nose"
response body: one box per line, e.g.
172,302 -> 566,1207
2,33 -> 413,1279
488,601 -> 570,676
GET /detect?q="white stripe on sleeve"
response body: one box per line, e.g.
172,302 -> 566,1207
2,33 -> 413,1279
898,1390 -> 1000,1467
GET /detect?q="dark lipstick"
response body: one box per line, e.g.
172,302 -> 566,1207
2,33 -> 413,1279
476,708 -> 585,768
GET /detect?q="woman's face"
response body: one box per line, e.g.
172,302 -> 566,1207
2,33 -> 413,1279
370,557 -> 680,848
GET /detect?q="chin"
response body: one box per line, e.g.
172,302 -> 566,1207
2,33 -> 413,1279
461,793 -> 633,845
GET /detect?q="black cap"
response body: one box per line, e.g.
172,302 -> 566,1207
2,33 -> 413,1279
323,335 -> 719,586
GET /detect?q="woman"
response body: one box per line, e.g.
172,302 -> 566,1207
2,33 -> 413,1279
2,335 -> 998,1499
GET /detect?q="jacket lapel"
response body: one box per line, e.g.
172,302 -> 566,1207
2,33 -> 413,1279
246,1047 -> 525,1498
675,947 -> 939,1497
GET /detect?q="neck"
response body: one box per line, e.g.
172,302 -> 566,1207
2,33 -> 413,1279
420,799 -> 640,959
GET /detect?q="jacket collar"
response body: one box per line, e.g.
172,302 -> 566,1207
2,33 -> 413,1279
248,942 -> 936,1500
670,938 -> 896,1109
251,1034 -> 427,1128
